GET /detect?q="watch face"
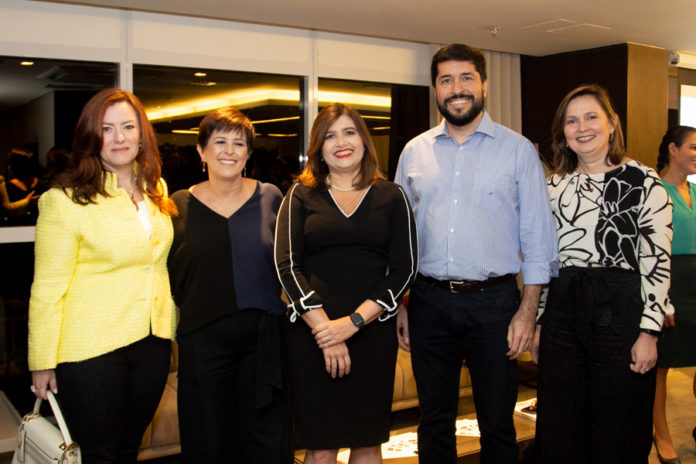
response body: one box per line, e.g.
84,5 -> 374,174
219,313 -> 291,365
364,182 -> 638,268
350,312 -> 364,329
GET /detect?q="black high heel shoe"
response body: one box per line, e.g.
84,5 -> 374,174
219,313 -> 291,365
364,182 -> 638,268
654,435 -> 682,464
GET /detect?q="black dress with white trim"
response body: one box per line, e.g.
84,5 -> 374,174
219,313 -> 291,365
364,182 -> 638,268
274,178 -> 417,449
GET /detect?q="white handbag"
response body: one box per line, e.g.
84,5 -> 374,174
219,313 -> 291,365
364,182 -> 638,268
12,391 -> 81,464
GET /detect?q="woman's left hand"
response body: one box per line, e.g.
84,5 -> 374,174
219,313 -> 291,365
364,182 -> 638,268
630,332 -> 658,374
313,317 -> 359,349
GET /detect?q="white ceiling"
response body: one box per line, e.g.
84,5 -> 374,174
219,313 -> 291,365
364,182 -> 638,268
37,0 -> 696,57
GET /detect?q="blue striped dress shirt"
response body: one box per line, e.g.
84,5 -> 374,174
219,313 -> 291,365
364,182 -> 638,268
395,111 -> 558,285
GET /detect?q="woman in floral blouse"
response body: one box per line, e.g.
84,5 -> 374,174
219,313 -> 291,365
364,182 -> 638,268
532,84 -> 673,463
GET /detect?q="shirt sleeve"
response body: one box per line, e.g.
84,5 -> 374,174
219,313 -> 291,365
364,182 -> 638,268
368,185 -> 418,321
517,142 -> 559,285
274,183 -> 323,322
638,171 -> 674,331
394,147 -> 409,191
28,189 -> 80,370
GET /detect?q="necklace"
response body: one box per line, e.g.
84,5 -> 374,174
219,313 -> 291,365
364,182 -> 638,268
326,174 -> 356,192
121,179 -> 138,200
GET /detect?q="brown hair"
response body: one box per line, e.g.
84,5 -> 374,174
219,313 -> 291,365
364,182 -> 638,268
431,43 -> 487,87
197,107 -> 255,153
53,88 -> 176,215
551,84 -> 625,175
297,103 -> 382,190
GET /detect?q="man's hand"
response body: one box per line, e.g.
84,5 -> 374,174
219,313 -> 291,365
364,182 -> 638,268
396,303 -> 410,351
531,325 -> 541,364
507,306 -> 535,359
507,284 -> 541,359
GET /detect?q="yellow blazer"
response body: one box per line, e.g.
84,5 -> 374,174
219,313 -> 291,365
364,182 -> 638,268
28,173 -> 176,370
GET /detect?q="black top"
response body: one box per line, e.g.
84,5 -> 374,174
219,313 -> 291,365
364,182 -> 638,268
275,178 -> 418,322
169,181 -> 285,335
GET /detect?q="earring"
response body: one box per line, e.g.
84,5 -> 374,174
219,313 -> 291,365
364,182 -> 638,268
609,132 -> 615,142
201,160 -> 206,173
242,167 -> 247,177
138,140 -> 142,148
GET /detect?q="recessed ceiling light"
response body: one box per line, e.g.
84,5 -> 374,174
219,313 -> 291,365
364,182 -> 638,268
194,72 -> 207,77
20,61 -> 34,66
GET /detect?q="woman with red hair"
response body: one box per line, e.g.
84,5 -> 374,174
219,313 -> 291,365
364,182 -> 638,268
28,88 -> 177,463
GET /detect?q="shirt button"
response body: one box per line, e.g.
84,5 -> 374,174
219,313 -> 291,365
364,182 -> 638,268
453,199 -> 458,204
450,228 -> 454,233
449,257 -> 454,262
455,171 -> 460,176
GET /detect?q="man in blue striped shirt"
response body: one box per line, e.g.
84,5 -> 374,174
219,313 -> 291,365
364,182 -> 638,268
395,43 -> 558,464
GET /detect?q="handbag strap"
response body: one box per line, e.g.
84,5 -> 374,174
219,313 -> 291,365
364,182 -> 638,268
32,391 -> 76,448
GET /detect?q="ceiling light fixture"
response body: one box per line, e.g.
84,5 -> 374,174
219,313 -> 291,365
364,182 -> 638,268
147,88 -> 390,122
252,116 -> 300,125
487,26 -> 501,38
194,72 -> 207,77
20,61 -> 34,66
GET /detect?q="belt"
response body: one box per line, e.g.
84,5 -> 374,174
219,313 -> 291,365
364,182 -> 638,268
416,273 -> 515,294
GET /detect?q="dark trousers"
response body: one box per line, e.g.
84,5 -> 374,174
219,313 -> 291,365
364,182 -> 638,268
55,335 -> 171,464
536,267 -> 656,464
408,278 -> 520,464
177,310 -> 287,464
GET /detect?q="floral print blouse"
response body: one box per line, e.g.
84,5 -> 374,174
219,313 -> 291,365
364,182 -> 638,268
539,160 -> 674,331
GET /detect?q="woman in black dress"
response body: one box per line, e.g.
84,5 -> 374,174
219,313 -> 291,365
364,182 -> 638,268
168,107 -> 287,463
275,103 -> 417,464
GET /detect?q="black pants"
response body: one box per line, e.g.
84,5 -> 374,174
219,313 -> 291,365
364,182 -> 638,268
536,267 -> 656,464
55,335 -> 171,464
408,277 -> 520,464
177,310 -> 287,464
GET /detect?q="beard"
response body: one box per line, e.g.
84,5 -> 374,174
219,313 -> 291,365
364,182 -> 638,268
437,92 -> 485,127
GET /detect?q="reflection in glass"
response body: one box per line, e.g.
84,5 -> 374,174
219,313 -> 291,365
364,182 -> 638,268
134,65 -> 303,194
0,57 -> 115,386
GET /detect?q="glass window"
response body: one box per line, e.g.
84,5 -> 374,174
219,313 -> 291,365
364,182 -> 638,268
0,57 -> 116,390
133,65 -> 303,194
0,57 -> 116,226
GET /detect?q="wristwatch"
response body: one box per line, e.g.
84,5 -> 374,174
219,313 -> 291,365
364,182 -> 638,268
350,312 -> 365,330
640,328 -> 662,337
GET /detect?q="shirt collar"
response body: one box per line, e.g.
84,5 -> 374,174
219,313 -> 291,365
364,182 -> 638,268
103,169 -> 141,196
433,110 -> 495,142
103,170 -> 120,195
